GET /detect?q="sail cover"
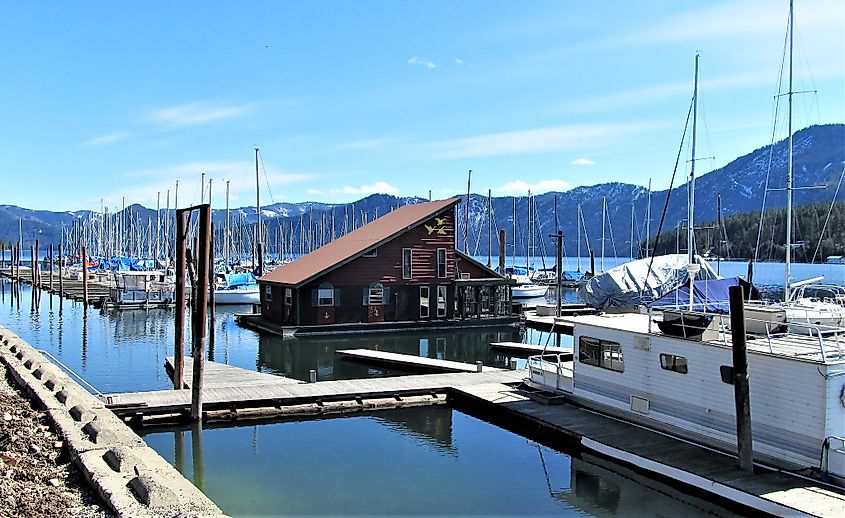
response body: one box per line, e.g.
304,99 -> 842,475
578,254 -> 720,310
648,277 -> 758,313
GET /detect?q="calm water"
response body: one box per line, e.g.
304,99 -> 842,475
3,261 -> 823,515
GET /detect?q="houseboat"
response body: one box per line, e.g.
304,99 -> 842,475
244,198 -> 517,335
100,270 -> 176,309
525,308 -> 845,485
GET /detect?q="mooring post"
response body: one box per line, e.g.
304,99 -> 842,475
191,204 -> 211,421
34,239 -> 39,288
208,222 -> 216,362
29,245 -> 35,285
49,244 -> 54,291
174,209 -> 187,390
81,246 -> 88,308
476,361 -> 483,373
58,244 -> 63,297
590,251 -> 595,277
309,369 -> 317,383
728,285 -> 754,472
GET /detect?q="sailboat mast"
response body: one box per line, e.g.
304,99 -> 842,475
577,204 -> 581,271
601,197 -> 606,272
785,0 -> 794,301
465,169 -> 471,255
225,180 -> 230,268
688,52 -> 699,266
255,147 -> 262,274
646,178 -> 651,259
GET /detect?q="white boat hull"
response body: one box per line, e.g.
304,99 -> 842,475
214,288 -> 260,305
512,284 -> 548,298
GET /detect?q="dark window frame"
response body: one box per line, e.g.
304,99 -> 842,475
659,353 -> 688,374
402,248 -> 413,279
578,336 -> 624,373
437,248 -> 447,278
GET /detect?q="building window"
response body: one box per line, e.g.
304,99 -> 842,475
420,286 -> 430,318
660,353 -> 688,374
578,336 -> 624,372
265,285 -> 273,301
436,285 -> 447,317
363,248 -> 378,257
318,288 -> 334,306
402,248 -> 413,279
368,283 -> 384,305
437,248 -> 447,278
284,288 -> 292,305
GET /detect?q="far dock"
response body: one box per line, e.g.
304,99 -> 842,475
489,341 -> 570,355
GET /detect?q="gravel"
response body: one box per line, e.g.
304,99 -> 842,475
0,366 -> 111,518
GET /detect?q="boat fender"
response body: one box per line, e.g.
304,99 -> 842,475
841,385 -> 845,407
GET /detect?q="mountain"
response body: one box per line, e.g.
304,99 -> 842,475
0,124 -> 842,262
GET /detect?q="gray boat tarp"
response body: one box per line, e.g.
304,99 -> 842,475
578,254 -> 720,310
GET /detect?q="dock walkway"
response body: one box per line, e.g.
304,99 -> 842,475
452,383 -> 845,518
489,341 -> 570,355
105,360 -> 524,423
165,356 -> 304,389
1,266 -> 112,305
337,349 -> 496,372
523,309 -> 575,335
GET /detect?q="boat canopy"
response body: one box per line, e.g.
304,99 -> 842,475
97,257 -> 156,271
219,272 -> 257,288
648,277 -> 759,313
578,254 -> 720,310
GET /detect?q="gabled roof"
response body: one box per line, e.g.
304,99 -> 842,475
259,198 -> 460,287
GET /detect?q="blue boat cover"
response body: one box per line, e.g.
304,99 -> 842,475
219,272 -> 257,288
648,277 -> 759,313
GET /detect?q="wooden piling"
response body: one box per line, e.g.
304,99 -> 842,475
208,222 -> 215,362
58,244 -> 63,296
555,230 -> 563,318
81,246 -> 88,307
498,230 -> 506,274
49,244 -> 54,291
728,285 -> 754,472
174,210 -> 187,390
590,251 -> 595,276
30,245 -> 35,285
191,204 -> 212,420
34,239 -> 39,287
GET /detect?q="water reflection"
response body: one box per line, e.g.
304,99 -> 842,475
256,327 -> 522,381
141,408 -> 741,517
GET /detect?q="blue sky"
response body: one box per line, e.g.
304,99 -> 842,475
1,0 -> 842,211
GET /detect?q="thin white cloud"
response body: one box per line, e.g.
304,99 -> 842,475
408,56 -> 437,69
428,122 -> 658,159
570,158 -> 595,166
310,181 -> 400,196
495,179 -> 571,195
83,132 -> 130,146
328,137 -> 403,152
102,160 -> 310,208
454,58 -> 464,65
145,101 -> 257,127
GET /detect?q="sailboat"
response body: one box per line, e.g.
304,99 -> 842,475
772,1 -> 845,333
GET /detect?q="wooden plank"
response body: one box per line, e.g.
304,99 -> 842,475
489,341 -> 570,355
336,348 -> 500,373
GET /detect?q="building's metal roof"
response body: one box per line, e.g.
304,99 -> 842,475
259,198 -> 460,287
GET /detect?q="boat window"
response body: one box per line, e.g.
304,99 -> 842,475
284,288 -> 292,305
578,337 -> 624,372
436,285 -> 447,317
659,353 -> 688,374
420,286 -> 430,318
403,248 -> 413,279
437,248 -> 447,278
318,288 -> 334,306
368,283 -> 384,305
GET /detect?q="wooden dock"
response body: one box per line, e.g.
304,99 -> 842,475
523,310 -> 575,335
105,359 -> 524,425
337,349 -> 497,373
165,357 -> 304,389
1,266 -> 111,306
489,341 -> 571,356
452,383 -> 845,518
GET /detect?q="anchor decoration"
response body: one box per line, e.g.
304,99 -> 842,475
373,308 -> 379,317
323,311 -> 330,320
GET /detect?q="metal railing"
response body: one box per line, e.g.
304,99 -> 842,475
821,436 -> 845,475
37,349 -> 107,402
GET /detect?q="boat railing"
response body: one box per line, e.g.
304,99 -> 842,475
646,305 -> 845,362
821,436 -> 845,476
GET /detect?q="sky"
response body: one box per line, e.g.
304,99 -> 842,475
1,0 -> 843,212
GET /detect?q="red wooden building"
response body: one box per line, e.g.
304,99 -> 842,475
256,198 -> 516,330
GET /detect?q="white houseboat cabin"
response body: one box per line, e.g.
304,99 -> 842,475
527,311 -> 845,484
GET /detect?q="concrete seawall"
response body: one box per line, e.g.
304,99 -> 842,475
0,325 -> 224,517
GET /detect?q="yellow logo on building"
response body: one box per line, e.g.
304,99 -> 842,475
425,217 -> 448,235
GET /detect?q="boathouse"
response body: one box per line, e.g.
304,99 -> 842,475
257,198 -> 516,329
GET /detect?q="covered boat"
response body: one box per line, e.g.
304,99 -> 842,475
648,277 -> 759,314
578,254 -> 720,310
215,272 -> 260,305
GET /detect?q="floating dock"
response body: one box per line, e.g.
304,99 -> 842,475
165,356 -> 304,389
523,310 -> 575,334
336,349 -> 497,373
1,266 -> 111,306
489,341 -> 571,356
452,382 -> 845,518
105,359 -> 524,426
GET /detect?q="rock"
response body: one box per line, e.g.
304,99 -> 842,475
48,478 -> 60,487
29,444 -> 41,455
2,412 -> 11,421
53,441 -> 63,449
